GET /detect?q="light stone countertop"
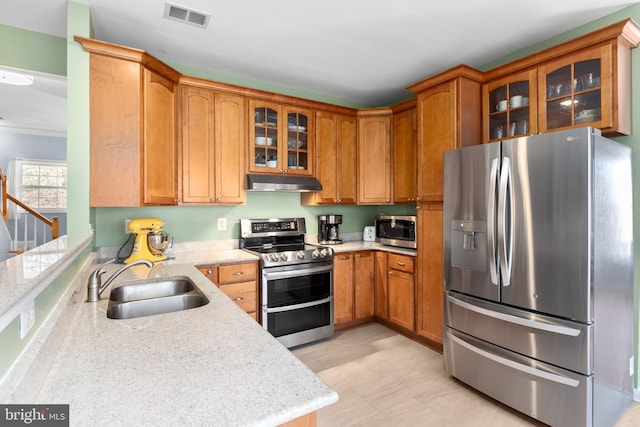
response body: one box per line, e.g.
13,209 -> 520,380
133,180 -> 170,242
322,241 -> 417,257
9,255 -> 337,426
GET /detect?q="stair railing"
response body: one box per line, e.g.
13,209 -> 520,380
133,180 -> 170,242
1,166 -> 59,254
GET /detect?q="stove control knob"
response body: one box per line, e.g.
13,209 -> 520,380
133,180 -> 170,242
312,249 -> 320,259
279,253 -> 288,261
296,251 -> 305,260
320,248 -> 328,257
270,254 -> 279,262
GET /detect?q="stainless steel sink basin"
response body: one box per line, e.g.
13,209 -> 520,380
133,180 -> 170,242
107,277 -> 209,320
109,278 -> 196,302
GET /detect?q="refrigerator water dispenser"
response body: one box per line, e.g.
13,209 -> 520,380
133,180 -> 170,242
451,220 -> 486,272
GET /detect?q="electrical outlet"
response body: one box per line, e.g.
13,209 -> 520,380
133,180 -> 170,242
20,300 -> 35,340
217,218 -> 227,231
125,219 -> 131,234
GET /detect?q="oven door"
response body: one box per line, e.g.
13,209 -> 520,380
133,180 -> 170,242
262,261 -> 334,347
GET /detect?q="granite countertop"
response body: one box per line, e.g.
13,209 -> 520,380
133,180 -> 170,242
11,253 -> 337,426
328,241 -> 417,257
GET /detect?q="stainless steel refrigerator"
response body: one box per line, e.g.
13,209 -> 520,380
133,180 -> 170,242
443,127 -> 633,427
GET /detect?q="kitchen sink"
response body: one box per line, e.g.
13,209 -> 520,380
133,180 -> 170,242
106,277 -> 209,320
109,278 -> 197,302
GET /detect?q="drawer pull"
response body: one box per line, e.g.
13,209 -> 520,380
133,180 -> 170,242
396,262 -> 406,267
233,297 -> 244,302
232,272 -> 245,276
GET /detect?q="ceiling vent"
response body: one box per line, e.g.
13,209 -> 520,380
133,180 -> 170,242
164,3 -> 210,28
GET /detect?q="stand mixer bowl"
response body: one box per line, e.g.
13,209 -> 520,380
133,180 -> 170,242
148,232 -> 170,255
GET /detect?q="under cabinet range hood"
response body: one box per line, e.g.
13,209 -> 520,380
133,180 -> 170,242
246,174 -> 322,192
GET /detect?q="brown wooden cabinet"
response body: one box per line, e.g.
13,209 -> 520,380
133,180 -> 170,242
77,37 -> 181,207
301,111 -> 357,205
354,251 -> 374,319
392,104 -> 417,204
333,252 -> 354,325
248,99 -> 314,175
483,69 -> 538,142
180,83 -> 246,205
357,109 -> 393,204
408,66 -> 483,202
373,251 -> 388,320
387,253 -> 415,331
198,261 -> 258,321
483,18 -> 640,138
334,251 -> 375,328
416,202 -> 444,345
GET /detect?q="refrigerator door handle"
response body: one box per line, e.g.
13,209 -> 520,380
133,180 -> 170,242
498,156 -> 514,286
487,158 -> 500,285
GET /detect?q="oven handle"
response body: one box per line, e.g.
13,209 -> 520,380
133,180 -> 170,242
263,263 -> 333,281
266,296 -> 332,314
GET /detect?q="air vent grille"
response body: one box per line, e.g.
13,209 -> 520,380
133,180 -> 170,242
164,3 -> 210,28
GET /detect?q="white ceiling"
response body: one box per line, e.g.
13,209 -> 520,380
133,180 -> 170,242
0,0 -> 636,136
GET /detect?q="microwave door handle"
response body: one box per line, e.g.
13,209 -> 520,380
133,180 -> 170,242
488,158 -> 499,285
498,156 -> 514,286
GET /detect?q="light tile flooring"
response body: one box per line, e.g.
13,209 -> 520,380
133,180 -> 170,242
292,323 -> 640,427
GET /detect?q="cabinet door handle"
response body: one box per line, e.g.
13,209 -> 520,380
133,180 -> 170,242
207,270 -> 213,275
396,262 -> 406,267
388,271 -> 393,276
233,297 -> 244,302
232,272 -> 245,276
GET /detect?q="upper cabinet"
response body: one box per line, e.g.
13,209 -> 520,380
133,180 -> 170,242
483,19 -> 640,140
392,102 -> 417,204
76,36 -> 181,207
408,66 -> 483,202
357,109 -> 393,204
248,99 -> 314,176
301,110 -> 357,205
484,69 -> 537,142
179,81 -> 246,205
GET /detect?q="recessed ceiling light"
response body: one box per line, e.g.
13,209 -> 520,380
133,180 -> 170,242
0,69 -> 34,86
164,3 -> 210,28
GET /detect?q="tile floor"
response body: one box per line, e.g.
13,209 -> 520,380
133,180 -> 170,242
292,323 -> 640,427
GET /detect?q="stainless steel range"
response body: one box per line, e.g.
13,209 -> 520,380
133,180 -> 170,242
240,218 -> 334,348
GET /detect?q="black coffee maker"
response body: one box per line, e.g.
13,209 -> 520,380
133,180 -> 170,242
318,214 -> 342,244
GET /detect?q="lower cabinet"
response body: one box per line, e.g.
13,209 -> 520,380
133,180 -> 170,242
386,253 -> 416,331
198,261 -> 258,321
416,202 -> 444,345
333,251 -> 374,328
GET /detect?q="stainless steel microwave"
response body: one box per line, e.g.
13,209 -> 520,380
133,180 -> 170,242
375,214 -> 417,249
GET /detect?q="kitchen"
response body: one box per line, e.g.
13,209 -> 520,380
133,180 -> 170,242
2,1 -> 640,426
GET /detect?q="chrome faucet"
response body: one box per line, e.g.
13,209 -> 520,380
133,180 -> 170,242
87,259 -> 154,302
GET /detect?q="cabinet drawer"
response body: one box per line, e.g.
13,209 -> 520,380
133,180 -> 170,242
217,262 -> 257,284
219,281 -> 257,313
388,253 -> 414,273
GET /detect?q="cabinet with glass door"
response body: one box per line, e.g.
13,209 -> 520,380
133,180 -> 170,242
538,47 -> 612,134
484,69 -> 536,142
248,99 -> 313,175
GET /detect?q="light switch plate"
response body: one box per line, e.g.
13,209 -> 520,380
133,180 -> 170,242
20,300 -> 35,340
217,218 -> 227,231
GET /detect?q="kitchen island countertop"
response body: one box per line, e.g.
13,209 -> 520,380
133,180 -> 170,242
6,252 -> 337,426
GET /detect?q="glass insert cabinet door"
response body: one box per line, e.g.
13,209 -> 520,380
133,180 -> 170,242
485,69 -> 536,142
285,110 -> 310,173
252,104 -> 279,171
538,46 -> 612,133
249,100 -> 313,175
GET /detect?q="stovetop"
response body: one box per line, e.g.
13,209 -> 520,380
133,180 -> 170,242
239,218 -> 334,267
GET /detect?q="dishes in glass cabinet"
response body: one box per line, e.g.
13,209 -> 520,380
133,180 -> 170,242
288,125 -> 306,131
574,108 -> 600,123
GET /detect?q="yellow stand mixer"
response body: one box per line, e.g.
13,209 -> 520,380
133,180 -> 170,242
125,218 -> 170,264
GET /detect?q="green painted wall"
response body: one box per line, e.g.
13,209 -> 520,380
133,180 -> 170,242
0,25 -> 66,76
94,194 -> 415,247
66,1 -> 91,236
478,4 -> 640,389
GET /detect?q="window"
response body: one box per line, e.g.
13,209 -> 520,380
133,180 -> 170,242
8,158 -> 67,213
